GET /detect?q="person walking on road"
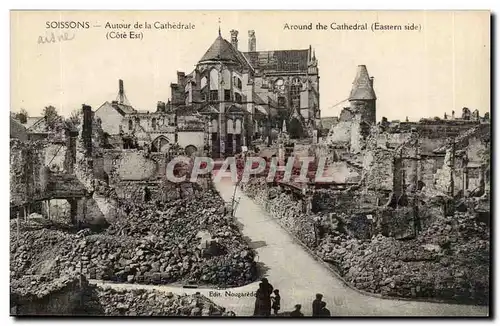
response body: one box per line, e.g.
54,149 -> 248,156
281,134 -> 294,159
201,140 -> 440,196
261,278 -> 274,315
253,283 -> 269,316
312,293 -> 324,317
271,289 -> 281,315
319,301 -> 331,317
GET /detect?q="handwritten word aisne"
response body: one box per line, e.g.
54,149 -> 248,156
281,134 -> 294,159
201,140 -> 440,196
38,32 -> 75,45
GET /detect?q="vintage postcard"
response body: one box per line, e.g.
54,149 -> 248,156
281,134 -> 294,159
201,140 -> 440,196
9,10 -> 490,317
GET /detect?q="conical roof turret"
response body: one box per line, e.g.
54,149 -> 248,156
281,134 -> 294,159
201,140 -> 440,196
348,65 -> 376,101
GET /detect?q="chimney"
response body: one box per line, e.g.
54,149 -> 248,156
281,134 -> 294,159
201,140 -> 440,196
177,72 -> 186,85
230,29 -> 239,50
118,79 -> 124,104
82,104 -> 93,157
248,30 -> 256,52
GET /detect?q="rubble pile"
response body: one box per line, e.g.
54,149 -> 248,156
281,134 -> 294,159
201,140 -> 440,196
11,273 -> 234,316
11,273 -> 82,302
243,178 -> 269,206
10,190 -> 257,288
10,219 -> 76,280
268,193 -> 317,248
10,272 -> 90,316
242,179 -> 489,305
318,212 -> 489,304
93,288 -> 235,316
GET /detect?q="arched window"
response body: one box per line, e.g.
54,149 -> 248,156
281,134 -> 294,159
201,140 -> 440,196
210,69 -> 219,90
234,119 -> 242,134
151,135 -> 169,152
222,69 -> 231,88
128,119 -> 133,131
151,118 -> 157,130
210,119 -> 218,133
201,76 -> 207,89
227,119 -> 234,134
235,93 -> 242,103
234,76 -> 242,89
290,78 -> 301,108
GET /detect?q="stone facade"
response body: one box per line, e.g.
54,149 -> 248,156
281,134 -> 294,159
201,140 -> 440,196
169,29 -> 320,156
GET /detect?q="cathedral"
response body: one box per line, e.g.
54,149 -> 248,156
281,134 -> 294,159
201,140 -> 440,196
167,28 -> 320,157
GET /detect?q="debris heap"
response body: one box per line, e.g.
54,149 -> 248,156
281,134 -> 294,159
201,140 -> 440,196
318,212 -> 489,304
11,273 -> 235,316
11,190 -> 257,288
243,178 -> 489,305
92,287 -> 235,316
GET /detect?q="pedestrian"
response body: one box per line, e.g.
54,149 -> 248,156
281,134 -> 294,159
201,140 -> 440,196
312,293 -> 323,317
290,304 -> 304,317
254,283 -> 270,316
319,301 -> 331,317
260,278 -> 274,315
261,278 -> 274,296
271,289 -> 281,315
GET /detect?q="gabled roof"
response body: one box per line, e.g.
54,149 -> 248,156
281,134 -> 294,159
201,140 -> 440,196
112,102 -> 136,115
28,116 -> 47,132
24,116 -> 43,129
96,101 -> 137,116
349,65 -> 376,101
10,117 -> 28,140
242,49 -> 309,73
199,35 -> 244,64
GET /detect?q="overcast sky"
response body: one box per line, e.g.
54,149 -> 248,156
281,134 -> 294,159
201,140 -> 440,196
11,10 -> 490,121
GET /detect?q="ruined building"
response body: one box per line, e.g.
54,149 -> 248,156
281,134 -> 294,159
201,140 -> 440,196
94,30 -> 320,157
170,29 -> 320,156
326,65 -> 377,153
94,80 -> 179,153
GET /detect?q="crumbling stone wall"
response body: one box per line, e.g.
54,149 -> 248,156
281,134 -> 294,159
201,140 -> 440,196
362,149 -> 394,191
268,192 -> 317,248
103,150 -> 159,183
350,119 -> 363,153
10,140 -> 47,206
243,179 -> 489,305
115,151 -> 158,181
245,180 -> 316,247
325,161 -> 360,183
326,121 -> 353,144
11,274 -> 86,316
374,132 -> 412,149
